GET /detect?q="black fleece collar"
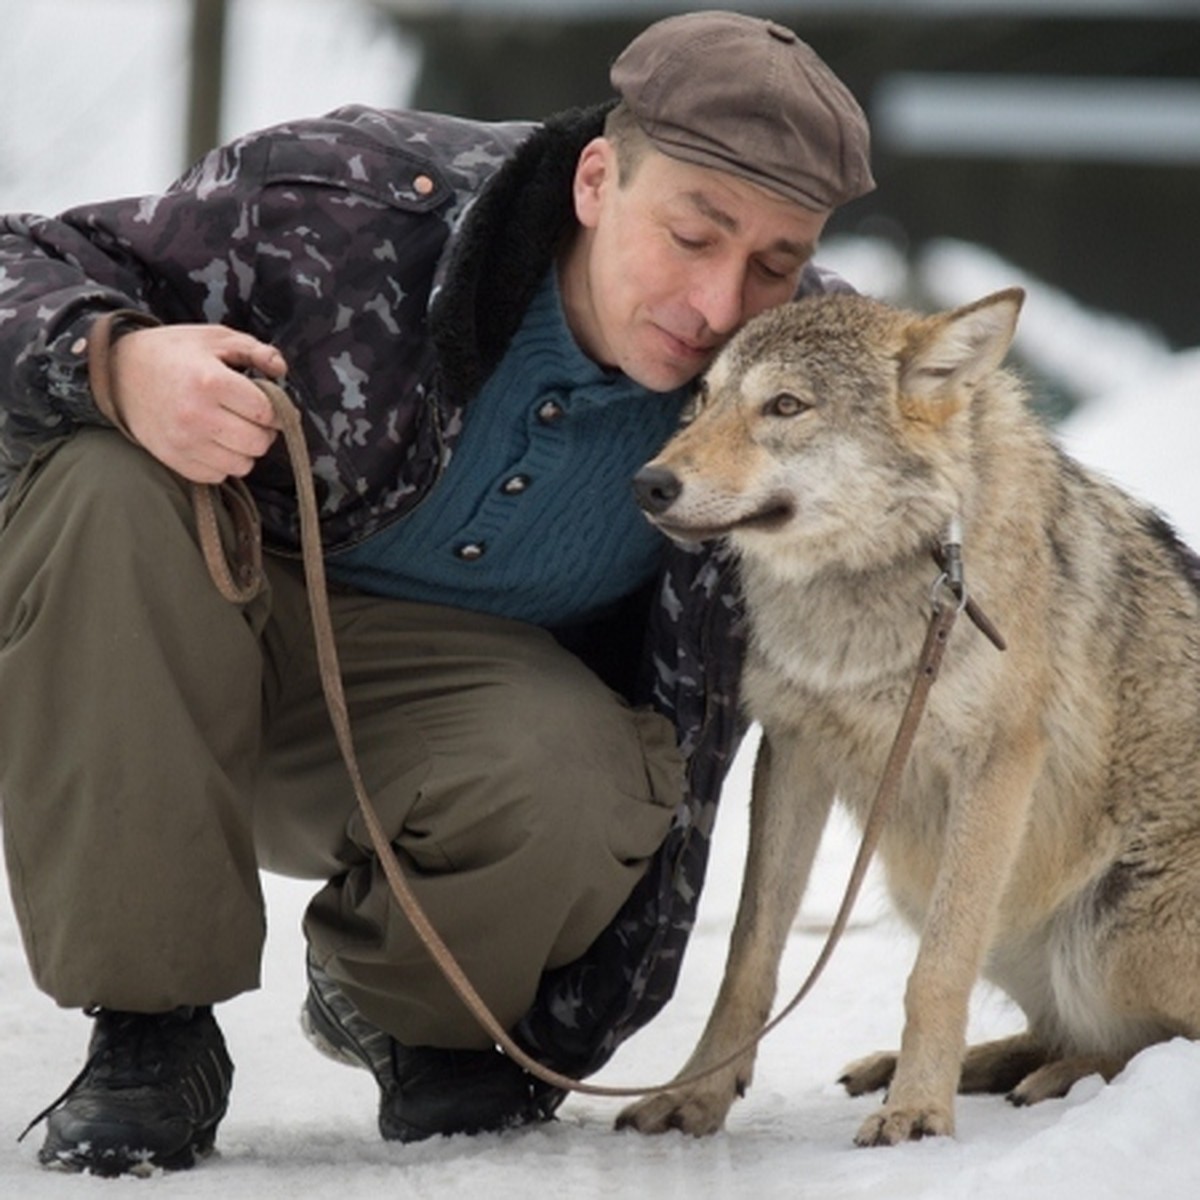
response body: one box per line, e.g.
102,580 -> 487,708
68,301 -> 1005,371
429,103 -> 612,409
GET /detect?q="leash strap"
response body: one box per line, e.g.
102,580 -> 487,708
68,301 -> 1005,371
86,310 -> 266,606
172,371 -> 995,1099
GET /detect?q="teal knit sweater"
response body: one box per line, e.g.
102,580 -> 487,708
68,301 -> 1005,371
326,269 -> 688,626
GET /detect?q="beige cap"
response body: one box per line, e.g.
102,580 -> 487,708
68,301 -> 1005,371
610,10 -> 874,211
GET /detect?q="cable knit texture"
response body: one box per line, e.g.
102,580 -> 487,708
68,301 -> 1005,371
327,268 -> 687,626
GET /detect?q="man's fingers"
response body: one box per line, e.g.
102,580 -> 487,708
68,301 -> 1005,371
177,441 -> 263,484
163,375 -> 280,475
214,333 -> 288,380
220,376 -> 283,431
213,414 -> 279,463
104,323 -> 289,482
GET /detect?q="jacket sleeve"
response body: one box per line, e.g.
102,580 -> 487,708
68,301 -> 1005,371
0,109 -> 459,506
0,214 -> 147,444
0,132 -> 278,465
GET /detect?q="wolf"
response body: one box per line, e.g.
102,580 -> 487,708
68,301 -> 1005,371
620,287 -> 1200,1147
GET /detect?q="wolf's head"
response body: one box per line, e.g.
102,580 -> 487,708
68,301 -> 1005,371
633,288 -> 1024,575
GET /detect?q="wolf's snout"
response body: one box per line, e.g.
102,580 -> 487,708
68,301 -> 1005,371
633,465 -> 682,515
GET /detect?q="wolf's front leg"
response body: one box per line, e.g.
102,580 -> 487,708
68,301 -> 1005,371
617,732 -> 835,1135
854,723 -> 1045,1146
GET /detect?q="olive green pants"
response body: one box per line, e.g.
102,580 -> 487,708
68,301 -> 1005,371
0,431 -> 682,1048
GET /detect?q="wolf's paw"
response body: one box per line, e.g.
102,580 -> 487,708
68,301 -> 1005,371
614,1085 -> 737,1137
1007,1054 -> 1118,1107
853,1103 -> 954,1147
838,1050 -> 897,1096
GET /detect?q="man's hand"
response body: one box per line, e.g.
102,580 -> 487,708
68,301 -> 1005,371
108,324 -> 288,483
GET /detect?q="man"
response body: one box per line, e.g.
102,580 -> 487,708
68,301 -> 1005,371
0,11 -> 873,1177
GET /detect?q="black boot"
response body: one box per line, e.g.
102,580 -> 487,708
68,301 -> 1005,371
26,1006 -> 233,1176
301,955 -> 564,1142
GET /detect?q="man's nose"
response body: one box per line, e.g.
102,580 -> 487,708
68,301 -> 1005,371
691,264 -> 746,337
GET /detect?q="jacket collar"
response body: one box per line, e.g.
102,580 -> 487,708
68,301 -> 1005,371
429,103 -> 611,409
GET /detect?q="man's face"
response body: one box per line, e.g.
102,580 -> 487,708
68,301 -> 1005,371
559,138 -> 830,393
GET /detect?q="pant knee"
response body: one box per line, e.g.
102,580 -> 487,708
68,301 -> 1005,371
18,428 -> 182,509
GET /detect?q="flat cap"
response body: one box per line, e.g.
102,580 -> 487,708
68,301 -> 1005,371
610,10 -> 874,211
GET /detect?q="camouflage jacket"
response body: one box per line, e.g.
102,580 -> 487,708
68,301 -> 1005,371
0,103 -> 840,1077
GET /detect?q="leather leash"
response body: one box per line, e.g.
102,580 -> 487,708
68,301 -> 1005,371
95,335 -> 1002,1099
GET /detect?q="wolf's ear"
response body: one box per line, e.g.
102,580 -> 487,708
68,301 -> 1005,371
899,288 -> 1025,424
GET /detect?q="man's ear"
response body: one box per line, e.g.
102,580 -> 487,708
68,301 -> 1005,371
573,138 -> 616,230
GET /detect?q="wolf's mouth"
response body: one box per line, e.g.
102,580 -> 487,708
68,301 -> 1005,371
649,494 -> 795,542
730,495 -> 795,533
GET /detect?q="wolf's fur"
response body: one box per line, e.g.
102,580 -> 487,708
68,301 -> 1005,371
620,288 -> 1200,1146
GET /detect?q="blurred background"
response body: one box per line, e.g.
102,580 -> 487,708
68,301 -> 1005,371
386,0 -> 1200,353
1,1 -> 1196,453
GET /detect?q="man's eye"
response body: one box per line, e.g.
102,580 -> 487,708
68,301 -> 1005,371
756,260 -> 794,283
671,232 -> 708,252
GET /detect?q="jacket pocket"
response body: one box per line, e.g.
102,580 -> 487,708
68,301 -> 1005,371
262,133 -> 451,213
607,705 -> 685,868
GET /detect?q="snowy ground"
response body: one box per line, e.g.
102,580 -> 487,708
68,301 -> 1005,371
4,768 -> 1200,1197
3,0 -> 1200,1195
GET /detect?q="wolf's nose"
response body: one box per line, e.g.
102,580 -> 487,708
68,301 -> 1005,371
633,465 -> 682,514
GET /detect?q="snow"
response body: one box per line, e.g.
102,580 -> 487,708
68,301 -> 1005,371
3,1 -> 1200,1195
8,784 -> 1200,1195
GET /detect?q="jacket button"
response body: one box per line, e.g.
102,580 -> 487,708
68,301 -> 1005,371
537,399 -> 564,424
501,474 -> 530,495
456,541 -> 486,561
414,174 -> 435,197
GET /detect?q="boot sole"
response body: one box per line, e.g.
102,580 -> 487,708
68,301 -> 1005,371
299,1002 -> 372,1073
39,1117 -> 221,1178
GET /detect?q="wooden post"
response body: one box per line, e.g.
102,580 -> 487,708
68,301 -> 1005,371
186,0 -> 228,168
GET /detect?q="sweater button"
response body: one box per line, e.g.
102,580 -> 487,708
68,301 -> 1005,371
456,541 -> 486,561
501,474 -> 531,495
537,399 -> 564,425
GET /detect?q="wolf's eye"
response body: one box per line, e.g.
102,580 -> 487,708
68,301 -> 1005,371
765,392 -> 810,417
679,382 -> 708,426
